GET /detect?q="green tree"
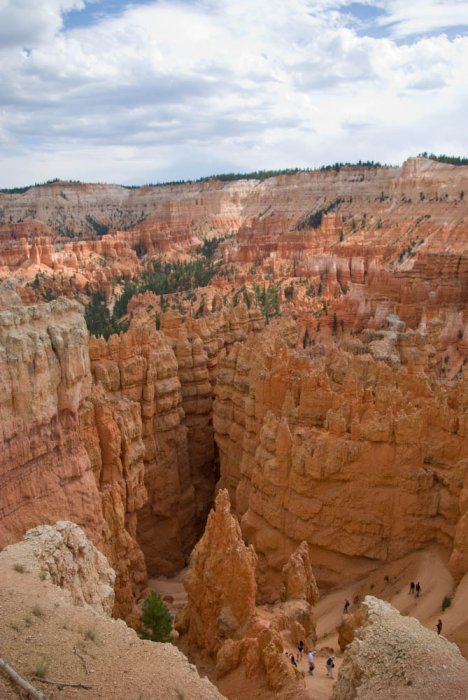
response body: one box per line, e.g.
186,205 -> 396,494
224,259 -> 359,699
139,592 -> 172,642
85,290 -> 122,339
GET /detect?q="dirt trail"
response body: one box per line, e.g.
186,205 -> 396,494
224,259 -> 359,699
148,545 -> 468,700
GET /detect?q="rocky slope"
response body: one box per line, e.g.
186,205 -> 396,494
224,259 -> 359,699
331,596 -> 468,700
0,523 -> 224,700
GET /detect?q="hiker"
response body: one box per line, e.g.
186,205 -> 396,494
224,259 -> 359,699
290,654 -> 298,667
297,640 -> 304,661
343,599 -> 350,613
308,650 -> 317,675
326,655 -> 335,678
409,581 -> 415,595
437,619 -> 443,635
415,581 -> 421,597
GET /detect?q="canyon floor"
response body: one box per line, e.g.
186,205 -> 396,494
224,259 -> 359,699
149,545 -> 468,700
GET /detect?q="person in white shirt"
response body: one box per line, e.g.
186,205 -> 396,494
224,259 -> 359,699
308,650 -> 317,675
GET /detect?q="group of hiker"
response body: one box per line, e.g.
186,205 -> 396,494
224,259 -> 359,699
289,641 -> 336,679
287,580 -> 444,681
409,580 -> 422,597
410,581 -> 444,635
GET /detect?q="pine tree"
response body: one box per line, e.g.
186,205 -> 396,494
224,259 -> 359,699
139,592 -> 172,643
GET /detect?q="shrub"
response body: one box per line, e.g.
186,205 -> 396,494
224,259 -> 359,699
34,659 -> 48,679
442,595 -> 452,611
139,592 -> 172,642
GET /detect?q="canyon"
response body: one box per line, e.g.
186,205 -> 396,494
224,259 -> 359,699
0,156 -> 468,698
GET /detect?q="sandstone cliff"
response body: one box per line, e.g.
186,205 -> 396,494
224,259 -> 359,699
213,318 -> 468,598
0,295 -> 151,620
0,298 -> 103,550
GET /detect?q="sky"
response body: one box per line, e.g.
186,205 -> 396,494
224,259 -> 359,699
0,0 -> 468,187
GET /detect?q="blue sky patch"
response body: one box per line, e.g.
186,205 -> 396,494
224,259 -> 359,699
63,0 -> 154,31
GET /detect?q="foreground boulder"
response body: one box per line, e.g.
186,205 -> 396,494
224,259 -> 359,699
24,520 -> 115,615
332,596 -> 468,700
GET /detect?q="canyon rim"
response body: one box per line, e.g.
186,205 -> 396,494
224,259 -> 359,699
1,157 -> 468,699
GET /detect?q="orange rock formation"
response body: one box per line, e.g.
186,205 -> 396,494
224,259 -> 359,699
214,317 -> 468,598
178,489 -> 315,695
180,489 -> 258,655
0,158 -> 467,687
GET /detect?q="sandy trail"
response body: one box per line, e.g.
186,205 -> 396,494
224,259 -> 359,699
148,544 -> 468,700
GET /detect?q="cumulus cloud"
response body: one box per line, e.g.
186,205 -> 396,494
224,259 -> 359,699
0,0 -> 86,48
0,0 -> 467,186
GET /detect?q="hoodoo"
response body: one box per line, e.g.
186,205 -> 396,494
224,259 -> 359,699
1,158 -> 468,698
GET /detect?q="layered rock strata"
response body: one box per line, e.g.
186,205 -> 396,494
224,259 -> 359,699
213,318 -> 468,599
0,298 -> 103,549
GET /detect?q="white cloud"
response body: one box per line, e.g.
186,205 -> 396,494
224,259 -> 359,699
0,0 -> 85,48
376,1 -> 468,38
0,0 -> 467,187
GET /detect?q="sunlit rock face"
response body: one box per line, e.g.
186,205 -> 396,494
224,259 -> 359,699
180,489 -> 258,656
213,317 -> 468,598
0,297 -> 103,551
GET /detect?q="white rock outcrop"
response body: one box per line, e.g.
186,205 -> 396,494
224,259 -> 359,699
24,520 -> 115,615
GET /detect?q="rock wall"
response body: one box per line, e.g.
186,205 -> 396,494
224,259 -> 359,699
213,318 -> 468,599
79,385 -> 148,617
0,298 -> 103,550
87,304 -> 264,580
